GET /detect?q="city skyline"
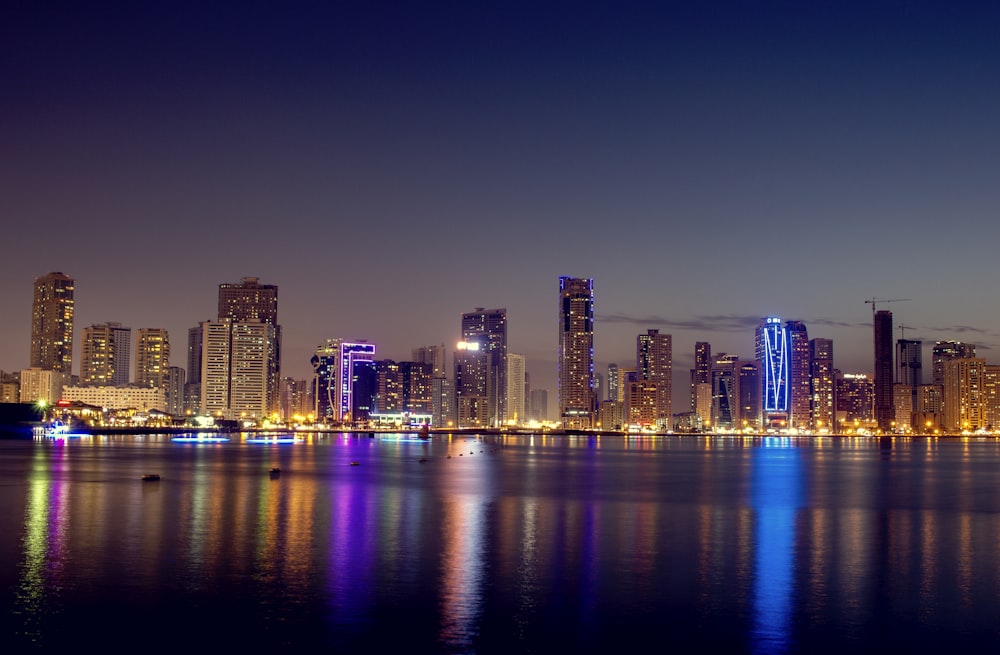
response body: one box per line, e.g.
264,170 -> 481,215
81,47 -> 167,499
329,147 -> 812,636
4,3 -> 1000,408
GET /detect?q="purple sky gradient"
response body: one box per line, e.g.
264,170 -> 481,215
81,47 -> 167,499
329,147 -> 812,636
3,2 -> 1000,413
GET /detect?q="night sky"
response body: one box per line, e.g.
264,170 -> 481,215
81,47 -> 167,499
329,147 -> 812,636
4,2 -> 1000,411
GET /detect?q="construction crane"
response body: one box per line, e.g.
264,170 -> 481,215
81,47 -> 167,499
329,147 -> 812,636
865,298 -> 911,317
898,324 -> 916,340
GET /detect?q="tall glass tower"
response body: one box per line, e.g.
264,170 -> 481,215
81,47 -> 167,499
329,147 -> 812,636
30,271 -> 75,374
756,317 -> 789,417
558,277 -> 594,429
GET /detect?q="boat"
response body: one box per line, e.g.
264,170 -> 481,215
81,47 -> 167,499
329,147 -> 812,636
141,474 -> 160,481
269,467 -> 281,478
349,461 -> 360,466
419,424 -> 430,439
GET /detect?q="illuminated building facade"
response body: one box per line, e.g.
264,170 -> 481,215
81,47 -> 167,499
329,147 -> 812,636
30,271 -> 75,375
81,323 -> 131,387
810,338 -> 834,431
506,353 -> 526,424
18,368 -> 66,405
558,276 -> 594,429
943,357 -> 987,432
136,328 -> 170,389
455,340 -> 488,427
461,308 -> 507,426
311,339 -> 340,422
786,321 -> 810,429
873,310 -> 894,431
691,341 -> 711,411
607,364 -> 619,402
636,329 -> 672,429
836,373 -> 874,428
166,366 -> 185,416
340,342 -> 376,422
62,385 -> 166,412
756,317 -> 788,423
218,277 -> 281,412
412,345 -> 447,379
375,360 -> 402,413
710,354 -> 740,431
932,340 -> 976,385
739,361 -> 761,430
198,318 -> 277,421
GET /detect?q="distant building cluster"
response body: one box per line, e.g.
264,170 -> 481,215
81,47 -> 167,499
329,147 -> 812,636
4,271 -> 995,434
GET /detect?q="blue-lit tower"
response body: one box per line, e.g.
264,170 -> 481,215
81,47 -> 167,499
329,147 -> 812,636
756,317 -> 789,425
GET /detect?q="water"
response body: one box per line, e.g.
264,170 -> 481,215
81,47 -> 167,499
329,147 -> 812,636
2,431 -> 1000,654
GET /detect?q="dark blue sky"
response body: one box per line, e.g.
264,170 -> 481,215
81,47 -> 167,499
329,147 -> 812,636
3,1 -> 1000,408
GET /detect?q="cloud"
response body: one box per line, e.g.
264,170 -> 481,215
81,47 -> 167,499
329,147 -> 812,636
598,313 -> 867,332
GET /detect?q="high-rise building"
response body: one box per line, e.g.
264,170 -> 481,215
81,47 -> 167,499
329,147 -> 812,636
836,373 -> 875,429
81,323 -> 131,387
711,354 -> 740,431
897,339 -> 922,386
558,277 -> 594,429
339,341 -> 377,423
461,308 -> 507,427
810,338 -> 834,431
30,272 -> 75,374
311,339 -> 341,423
228,321 -> 278,421
530,388 -> 548,422
375,360 -> 402,414
218,277 -> 281,410
691,341 -> 711,411
786,321 -> 810,429
506,353 -> 526,425
412,345 -> 447,379
932,340 -> 976,385
136,328 -> 170,389
165,366 -> 185,416
873,310 -> 894,432
455,340 -> 488,427
636,329 -> 672,429
184,324 -> 204,414
756,317 -> 788,425
199,320 -> 232,417
400,362 -> 432,414
607,364 -> 619,402
943,358 -> 987,432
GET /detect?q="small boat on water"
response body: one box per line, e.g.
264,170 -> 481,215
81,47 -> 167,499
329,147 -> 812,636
141,474 -> 160,481
350,461 -> 360,466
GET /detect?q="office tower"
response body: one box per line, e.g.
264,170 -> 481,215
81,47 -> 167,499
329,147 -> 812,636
607,364 -> 619,402
400,362 -> 432,414
280,377 -> 310,421
711,354 -> 740,431
626,379 -> 658,428
343,342 -> 376,422
506,353 -> 526,424
30,272 -> 75,374
810,338 -> 834,431
136,328 -> 170,388
786,321 -> 810,429
218,277 -> 281,410
558,277 -> 594,429
200,320 -> 233,417
739,361 -> 761,430
229,321 -> 278,420
311,339 -> 341,423
412,345 -> 447,379
756,317 -> 788,426
455,340 -> 488,427
432,377 -> 456,427
375,360 -> 402,413
836,373 -> 875,429
873,310 -> 894,432
636,329 -> 672,429
81,323 -> 130,386
893,383 -> 914,433
692,341 -> 711,411
897,339 -> 922,386
166,366 -> 185,416
932,340 -> 976,385
461,308 -> 507,427
943,358 -> 987,432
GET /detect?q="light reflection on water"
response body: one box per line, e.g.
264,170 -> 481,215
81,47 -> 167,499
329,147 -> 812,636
3,434 -> 1000,652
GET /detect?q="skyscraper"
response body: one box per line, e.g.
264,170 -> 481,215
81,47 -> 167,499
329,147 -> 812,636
810,338 -> 834,431
897,339 -> 922,386
455,340 -> 488,427
932,340 -> 975,385
756,317 -> 788,425
691,341 -> 711,411
506,353 -> 526,424
218,277 -> 281,408
461,308 -> 507,426
874,310 -> 894,432
558,277 -> 594,429
136,328 -> 170,389
786,320 -> 810,429
80,323 -> 131,387
636,329 -> 672,430
30,271 -> 74,374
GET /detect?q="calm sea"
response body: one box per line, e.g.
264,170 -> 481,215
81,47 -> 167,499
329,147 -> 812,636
2,430 -> 1000,654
